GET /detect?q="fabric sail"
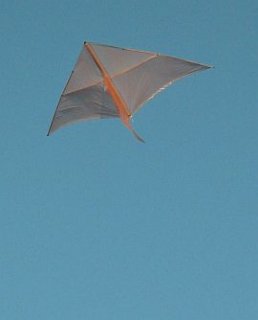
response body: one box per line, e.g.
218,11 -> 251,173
48,42 -> 211,140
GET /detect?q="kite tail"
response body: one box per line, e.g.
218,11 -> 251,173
119,111 -> 145,143
131,127 -> 145,143
126,120 -> 145,143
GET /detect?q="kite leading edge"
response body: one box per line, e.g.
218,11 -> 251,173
48,42 -> 212,141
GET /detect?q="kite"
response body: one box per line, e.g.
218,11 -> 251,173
48,42 -> 212,142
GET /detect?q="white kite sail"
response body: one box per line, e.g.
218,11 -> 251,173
48,42 -> 211,141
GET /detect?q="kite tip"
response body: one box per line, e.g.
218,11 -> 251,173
207,64 -> 215,69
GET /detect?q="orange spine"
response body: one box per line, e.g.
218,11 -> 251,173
85,43 -> 131,128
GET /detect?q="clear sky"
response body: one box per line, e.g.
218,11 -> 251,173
1,0 -> 257,319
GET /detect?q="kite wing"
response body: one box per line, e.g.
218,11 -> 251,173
48,42 -> 211,140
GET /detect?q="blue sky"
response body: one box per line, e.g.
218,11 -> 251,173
1,0 -> 257,319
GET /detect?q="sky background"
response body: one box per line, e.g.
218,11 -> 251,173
1,0 -> 257,319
